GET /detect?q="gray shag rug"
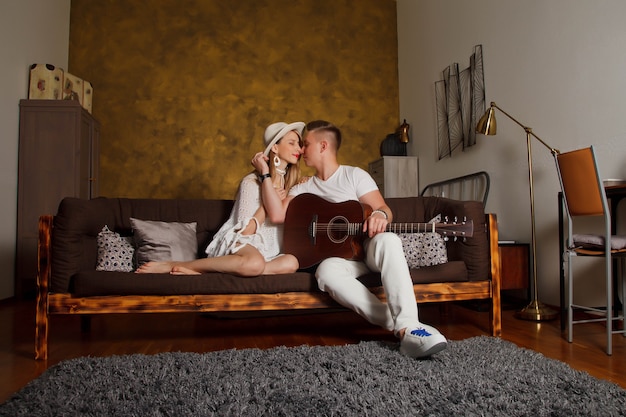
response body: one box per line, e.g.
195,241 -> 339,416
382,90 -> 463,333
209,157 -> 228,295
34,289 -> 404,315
1,336 -> 625,416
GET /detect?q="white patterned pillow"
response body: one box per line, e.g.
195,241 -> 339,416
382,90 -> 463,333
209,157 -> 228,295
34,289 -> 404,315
96,225 -> 135,272
399,215 -> 448,269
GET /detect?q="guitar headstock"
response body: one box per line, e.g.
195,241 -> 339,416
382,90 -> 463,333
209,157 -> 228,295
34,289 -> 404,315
436,217 -> 474,241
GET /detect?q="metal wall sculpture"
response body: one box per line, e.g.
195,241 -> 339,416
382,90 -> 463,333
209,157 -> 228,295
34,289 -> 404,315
436,45 -> 486,160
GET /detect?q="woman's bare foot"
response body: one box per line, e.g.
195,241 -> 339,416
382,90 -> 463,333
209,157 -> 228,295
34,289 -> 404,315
135,261 -> 176,274
170,265 -> 201,275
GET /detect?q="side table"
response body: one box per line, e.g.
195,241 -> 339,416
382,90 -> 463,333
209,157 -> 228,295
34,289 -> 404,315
499,242 -> 530,302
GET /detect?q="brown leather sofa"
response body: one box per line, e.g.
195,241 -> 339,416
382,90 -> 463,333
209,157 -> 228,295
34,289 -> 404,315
35,196 -> 501,360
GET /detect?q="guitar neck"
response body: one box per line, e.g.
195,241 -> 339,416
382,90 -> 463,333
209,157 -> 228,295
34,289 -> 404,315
384,222 -> 437,234
337,222 -> 437,234
343,220 -> 473,239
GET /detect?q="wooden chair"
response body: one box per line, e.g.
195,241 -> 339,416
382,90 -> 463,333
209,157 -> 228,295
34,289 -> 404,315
555,146 -> 626,355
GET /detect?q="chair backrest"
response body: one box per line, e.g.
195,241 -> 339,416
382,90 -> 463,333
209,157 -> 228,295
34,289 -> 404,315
555,146 -> 606,217
420,171 -> 490,207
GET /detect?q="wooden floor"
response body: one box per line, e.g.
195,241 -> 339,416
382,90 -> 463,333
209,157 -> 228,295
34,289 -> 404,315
1,297 -> 625,403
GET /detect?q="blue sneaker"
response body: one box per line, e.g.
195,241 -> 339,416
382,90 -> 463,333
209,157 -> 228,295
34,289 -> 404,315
400,324 -> 447,358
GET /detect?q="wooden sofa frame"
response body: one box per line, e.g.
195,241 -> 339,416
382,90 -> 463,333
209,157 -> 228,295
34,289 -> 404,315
35,213 -> 501,360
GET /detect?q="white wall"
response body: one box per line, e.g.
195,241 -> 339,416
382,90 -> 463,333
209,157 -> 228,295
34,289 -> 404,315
0,1 -> 70,299
397,0 -> 626,306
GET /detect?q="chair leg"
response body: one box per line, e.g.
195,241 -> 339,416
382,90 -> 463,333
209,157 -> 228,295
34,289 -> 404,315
621,258 -> 626,338
567,254 -> 573,343
606,256 -> 612,356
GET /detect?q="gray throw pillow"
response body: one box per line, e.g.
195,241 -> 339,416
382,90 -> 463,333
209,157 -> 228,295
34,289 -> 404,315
130,218 -> 198,266
96,225 -> 135,272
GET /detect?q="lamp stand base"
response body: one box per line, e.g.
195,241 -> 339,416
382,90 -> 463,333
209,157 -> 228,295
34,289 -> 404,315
514,300 -> 558,321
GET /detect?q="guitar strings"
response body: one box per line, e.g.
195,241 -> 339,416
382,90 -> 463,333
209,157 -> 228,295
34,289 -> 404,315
314,223 -> 463,234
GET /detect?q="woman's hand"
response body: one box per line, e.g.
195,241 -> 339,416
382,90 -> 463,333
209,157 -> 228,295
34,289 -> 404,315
251,152 -> 269,174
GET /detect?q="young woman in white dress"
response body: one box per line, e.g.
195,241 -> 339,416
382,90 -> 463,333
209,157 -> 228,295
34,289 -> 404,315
136,121 -> 305,276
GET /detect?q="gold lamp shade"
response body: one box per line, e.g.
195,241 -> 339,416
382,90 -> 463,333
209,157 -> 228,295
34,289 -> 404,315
476,105 -> 497,135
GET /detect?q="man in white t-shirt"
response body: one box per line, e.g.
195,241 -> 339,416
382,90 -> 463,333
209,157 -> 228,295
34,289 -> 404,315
252,120 -> 447,358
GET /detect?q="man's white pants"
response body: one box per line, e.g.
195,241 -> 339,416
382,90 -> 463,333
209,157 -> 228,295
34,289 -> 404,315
315,232 -> 420,335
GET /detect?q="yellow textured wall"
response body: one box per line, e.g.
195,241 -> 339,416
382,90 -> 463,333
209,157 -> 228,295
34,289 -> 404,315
69,0 -> 399,199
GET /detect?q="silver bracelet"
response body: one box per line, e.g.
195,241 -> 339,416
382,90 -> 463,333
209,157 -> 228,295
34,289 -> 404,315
371,209 -> 388,220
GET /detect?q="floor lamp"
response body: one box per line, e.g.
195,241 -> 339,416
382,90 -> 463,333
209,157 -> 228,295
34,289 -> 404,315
476,102 -> 559,321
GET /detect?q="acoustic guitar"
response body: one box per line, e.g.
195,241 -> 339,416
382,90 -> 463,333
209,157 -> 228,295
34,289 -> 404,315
283,193 -> 473,268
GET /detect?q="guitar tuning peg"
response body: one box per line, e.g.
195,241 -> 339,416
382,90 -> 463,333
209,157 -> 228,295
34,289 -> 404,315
454,216 -> 458,223
443,236 -> 449,242
444,216 -> 449,223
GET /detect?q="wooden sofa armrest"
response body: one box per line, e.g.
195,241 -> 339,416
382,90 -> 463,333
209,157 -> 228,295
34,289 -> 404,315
35,215 -> 53,360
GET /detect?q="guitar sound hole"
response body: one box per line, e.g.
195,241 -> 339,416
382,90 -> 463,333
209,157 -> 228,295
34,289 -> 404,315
327,215 -> 349,244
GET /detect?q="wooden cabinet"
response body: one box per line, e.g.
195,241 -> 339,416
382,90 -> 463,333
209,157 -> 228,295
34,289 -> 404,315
368,156 -> 418,198
16,99 -> 100,297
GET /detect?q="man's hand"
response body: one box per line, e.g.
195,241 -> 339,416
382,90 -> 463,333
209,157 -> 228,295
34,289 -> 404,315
364,211 -> 388,238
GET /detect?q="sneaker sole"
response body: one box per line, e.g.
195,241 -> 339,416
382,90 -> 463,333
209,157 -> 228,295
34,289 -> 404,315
416,340 -> 447,358
400,338 -> 448,358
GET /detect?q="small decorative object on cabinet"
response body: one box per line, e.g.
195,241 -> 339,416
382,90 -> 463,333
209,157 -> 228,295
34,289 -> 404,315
16,99 -> 100,297
380,119 -> 411,156
28,64 -> 63,100
368,156 -> 418,198
28,64 -> 94,113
